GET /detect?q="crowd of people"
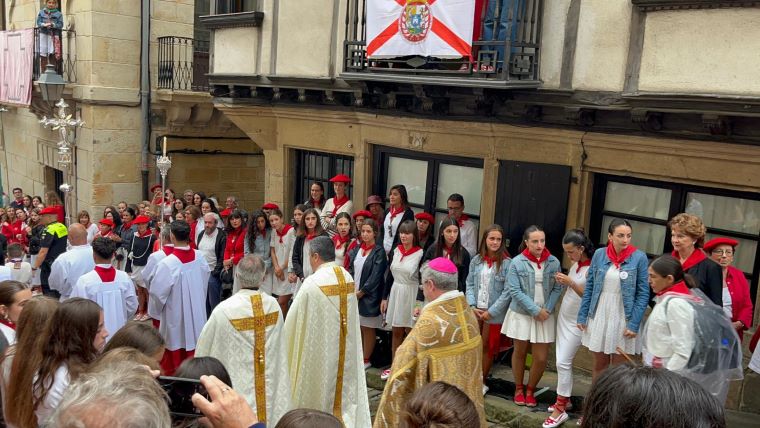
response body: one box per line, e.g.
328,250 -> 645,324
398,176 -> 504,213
0,176 -> 755,428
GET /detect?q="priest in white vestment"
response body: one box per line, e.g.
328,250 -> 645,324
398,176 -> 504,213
149,220 -> 210,375
283,236 -> 371,427
70,237 -> 138,340
48,224 -> 95,300
195,254 -> 291,425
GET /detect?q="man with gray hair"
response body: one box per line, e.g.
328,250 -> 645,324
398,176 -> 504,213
374,257 -> 485,428
282,236 -> 371,427
195,254 -> 292,425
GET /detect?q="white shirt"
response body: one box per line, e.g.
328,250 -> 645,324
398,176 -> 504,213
84,223 -> 99,244
382,212 -> 404,255
198,228 -> 219,271
459,219 -> 478,257
7,259 -> 32,286
48,244 -> 96,301
35,365 -> 69,426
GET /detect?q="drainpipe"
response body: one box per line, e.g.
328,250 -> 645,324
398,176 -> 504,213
140,0 -> 151,200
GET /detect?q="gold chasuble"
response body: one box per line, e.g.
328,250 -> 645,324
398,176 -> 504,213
373,290 -> 486,428
283,262 -> 371,428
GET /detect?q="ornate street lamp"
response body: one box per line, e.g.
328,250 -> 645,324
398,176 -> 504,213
36,64 -> 66,105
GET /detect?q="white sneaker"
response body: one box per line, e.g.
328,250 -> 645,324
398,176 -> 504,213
380,369 -> 391,380
482,384 -> 489,396
543,412 -> 569,428
364,362 -> 372,370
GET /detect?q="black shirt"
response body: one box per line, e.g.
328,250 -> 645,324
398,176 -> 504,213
40,221 -> 68,267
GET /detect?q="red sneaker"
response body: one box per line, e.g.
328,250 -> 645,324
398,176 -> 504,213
514,390 -> 526,406
525,393 -> 538,407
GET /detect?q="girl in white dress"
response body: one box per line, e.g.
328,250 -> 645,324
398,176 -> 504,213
289,208 -> 326,296
503,226 -> 561,408
332,213 -> 353,268
268,209 -> 296,317
544,229 -> 593,428
380,220 -> 423,380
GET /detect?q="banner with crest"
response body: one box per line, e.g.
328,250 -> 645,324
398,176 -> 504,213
366,0 -> 475,59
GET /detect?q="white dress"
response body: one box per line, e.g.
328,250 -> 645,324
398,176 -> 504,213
503,261 -> 555,343
582,266 -> 641,354
268,228 -> 295,296
385,247 -> 423,328
354,249 -> 384,329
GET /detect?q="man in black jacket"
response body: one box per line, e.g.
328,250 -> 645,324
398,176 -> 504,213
197,212 -> 227,315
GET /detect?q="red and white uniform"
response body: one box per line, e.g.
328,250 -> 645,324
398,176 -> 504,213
71,264 -> 138,340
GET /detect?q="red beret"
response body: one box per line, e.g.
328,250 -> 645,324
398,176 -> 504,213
262,203 -> 279,210
150,184 -> 162,193
98,218 -> 114,227
415,212 -> 435,223
703,237 -> 739,253
352,210 -> 372,219
220,208 -> 232,217
329,174 -> 351,184
39,207 -> 58,216
133,215 -> 151,224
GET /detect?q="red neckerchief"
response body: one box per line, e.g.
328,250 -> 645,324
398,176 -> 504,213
671,248 -> 706,271
162,245 -> 174,256
305,231 -> 318,241
172,247 -> 196,263
333,234 -> 350,249
98,230 -> 114,239
0,319 -> 15,330
443,244 -> 453,259
656,280 -> 691,297
457,214 -> 470,228
331,195 -> 350,217
122,220 -> 135,231
576,258 -> 591,273
94,265 -> 116,282
607,242 -> 637,269
483,252 -> 508,268
397,245 -> 421,261
361,242 -> 374,257
388,205 -> 404,222
347,239 -> 360,253
276,224 -> 293,243
522,248 -> 551,269
310,198 -> 322,209
136,228 -> 153,238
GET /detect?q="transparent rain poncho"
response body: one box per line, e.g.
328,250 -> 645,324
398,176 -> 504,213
643,288 -> 743,403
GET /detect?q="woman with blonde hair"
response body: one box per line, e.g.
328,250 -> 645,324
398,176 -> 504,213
669,213 -> 722,305
78,210 -> 99,244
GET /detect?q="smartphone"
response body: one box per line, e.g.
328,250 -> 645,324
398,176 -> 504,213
157,376 -> 208,418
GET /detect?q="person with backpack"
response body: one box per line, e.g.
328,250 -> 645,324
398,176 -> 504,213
642,255 -> 742,404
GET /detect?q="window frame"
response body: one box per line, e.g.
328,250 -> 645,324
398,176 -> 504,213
590,173 -> 760,303
294,149 -> 354,206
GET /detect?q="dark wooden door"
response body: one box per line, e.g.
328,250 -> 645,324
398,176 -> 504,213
495,160 -> 572,258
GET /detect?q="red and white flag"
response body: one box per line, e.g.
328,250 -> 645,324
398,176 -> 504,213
367,0 -> 475,59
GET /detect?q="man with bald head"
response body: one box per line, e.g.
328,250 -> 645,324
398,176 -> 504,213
197,212 -> 226,315
48,223 -> 95,301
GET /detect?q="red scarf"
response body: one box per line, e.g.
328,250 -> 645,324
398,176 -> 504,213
333,234 -> 350,249
671,248 -> 706,271
189,222 -> 197,245
361,242 -> 375,257
443,244 -> 454,259
483,252 -> 508,268
397,245 -> 421,261
0,319 -> 15,330
276,224 -> 293,243
457,214 -> 470,228
656,280 -> 691,297
331,195 -> 350,217
388,205 -> 404,222
606,242 -> 637,269
522,248 -> 551,269
172,247 -> 196,263
122,220 -> 135,231
136,227 -> 153,238
576,258 -> 591,273
94,265 -> 116,282
305,231 -> 318,241
162,245 -> 174,256
347,239 -> 360,253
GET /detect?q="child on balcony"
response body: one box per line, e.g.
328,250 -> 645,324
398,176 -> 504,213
36,0 -> 64,72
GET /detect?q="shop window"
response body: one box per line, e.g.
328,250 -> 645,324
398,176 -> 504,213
294,150 -> 354,206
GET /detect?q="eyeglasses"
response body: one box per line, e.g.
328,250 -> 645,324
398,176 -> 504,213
711,249 -> 734,256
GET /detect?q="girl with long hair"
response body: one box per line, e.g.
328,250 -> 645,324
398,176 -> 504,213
289,208 -> 327,291
332,212 -> 353,267
245,210 -> 273,291
381,184 -> 415,256
268,208 -> 297,317
223,210 -> 248,274
0,281 -> 33,353
423,216 -> 471,292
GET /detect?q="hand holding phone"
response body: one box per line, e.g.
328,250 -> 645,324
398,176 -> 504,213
158,376 -> 208,418
191,375 -> 258,428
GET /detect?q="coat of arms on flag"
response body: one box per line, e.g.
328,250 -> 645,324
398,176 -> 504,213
367,0 -> 475,59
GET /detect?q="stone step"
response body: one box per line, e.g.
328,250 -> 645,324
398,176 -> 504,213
366,363 -> 760,427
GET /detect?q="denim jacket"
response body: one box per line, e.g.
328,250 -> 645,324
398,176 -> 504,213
507,254 -> 562,316
576,247 -> 649,333
465,255 -> 512,324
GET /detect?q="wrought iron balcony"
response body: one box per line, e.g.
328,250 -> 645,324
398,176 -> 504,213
32,27 -> 76,83
342,0 -> 543,89
157,36 -> 210,92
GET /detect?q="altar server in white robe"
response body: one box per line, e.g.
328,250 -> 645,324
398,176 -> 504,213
140,226 -> 173,291
149,220 -> 210,375
283,236 -> 370,427
70,237 -> 137,340
195,254 -> 291,425
48,224 -> 95,300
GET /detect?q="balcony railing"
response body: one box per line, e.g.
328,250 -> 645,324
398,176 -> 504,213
32,27 -> 76,83
343,0 -> 542,87
157,36 -> 210,92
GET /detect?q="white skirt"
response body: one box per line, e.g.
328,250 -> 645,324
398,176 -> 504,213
502,309 -> 555,344
384,281 -> 417,328
582,286 -> 641,355
129,265 -> 146,288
